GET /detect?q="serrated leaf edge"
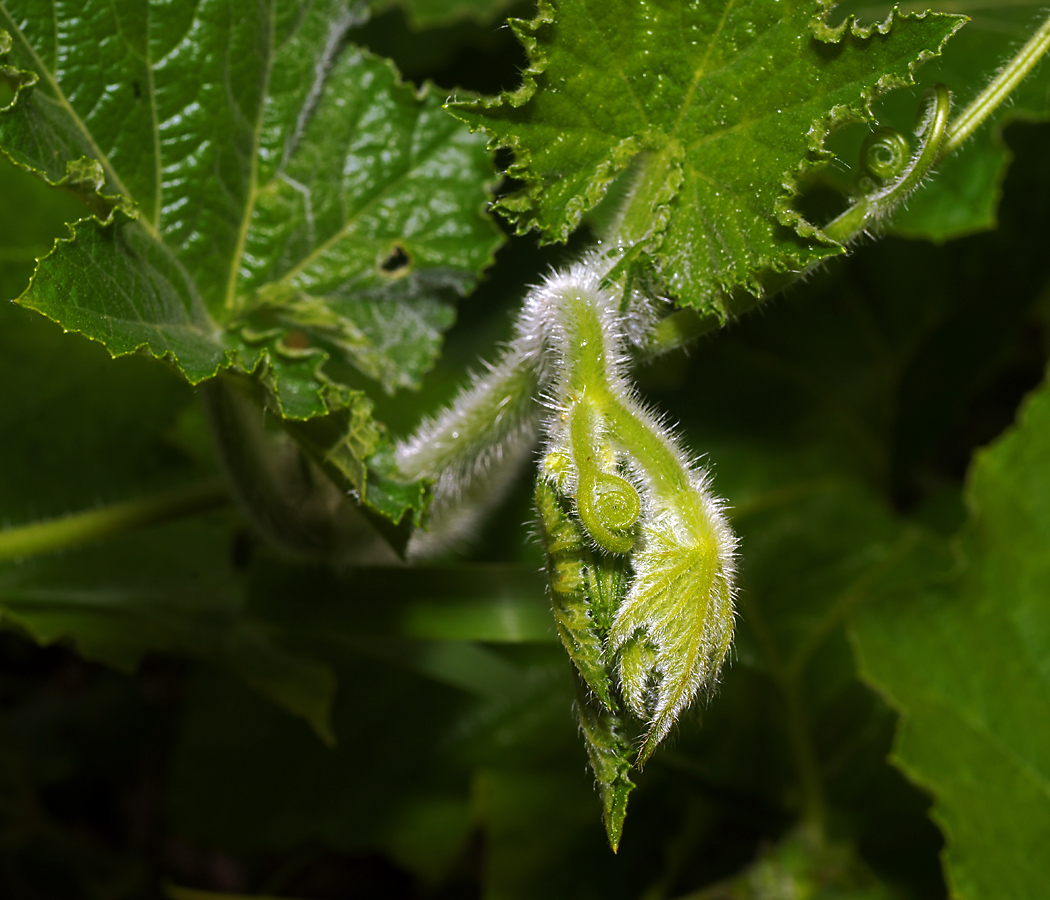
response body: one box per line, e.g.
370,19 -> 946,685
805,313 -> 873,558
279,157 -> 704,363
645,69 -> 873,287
782,7 -> 969,243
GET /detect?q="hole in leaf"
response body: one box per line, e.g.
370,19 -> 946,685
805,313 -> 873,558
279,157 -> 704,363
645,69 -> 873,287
380,244 -> 411,275
282,329 -> 312,350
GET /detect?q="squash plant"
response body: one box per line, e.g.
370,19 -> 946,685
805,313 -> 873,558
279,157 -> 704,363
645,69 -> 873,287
1,0 -> 1049,897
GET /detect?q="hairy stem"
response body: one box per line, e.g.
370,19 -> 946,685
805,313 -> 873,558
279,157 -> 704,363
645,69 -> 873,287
395,346 -> 542,557
395,348 -> 540,488
941,10 -> 1050,158
200,377 -> 365,559
0,480 -> 229,564
567,295 -> 691,500
549,274 -> 735,763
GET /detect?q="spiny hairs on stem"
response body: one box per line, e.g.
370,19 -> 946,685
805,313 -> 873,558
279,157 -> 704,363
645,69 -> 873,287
394,259 -> 625,556
534,263 -> 737,764
396,254 -> 736,771
393,271 -> 571,556
395,345 -> 543,558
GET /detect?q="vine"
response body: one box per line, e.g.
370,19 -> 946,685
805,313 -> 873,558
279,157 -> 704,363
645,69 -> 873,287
391,11 -> 1050,846
3,1 -> 1049,862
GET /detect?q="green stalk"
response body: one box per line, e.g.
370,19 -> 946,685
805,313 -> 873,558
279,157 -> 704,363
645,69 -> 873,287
0,480 -> 229,564
823,84 -> 951,244
940,10 -> 1050,159
569,299 -> 691,501
199,376 -> 357,559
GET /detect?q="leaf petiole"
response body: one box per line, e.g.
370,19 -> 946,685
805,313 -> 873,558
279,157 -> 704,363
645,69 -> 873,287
0,480 -> 230,564
939,10 -> 1050,159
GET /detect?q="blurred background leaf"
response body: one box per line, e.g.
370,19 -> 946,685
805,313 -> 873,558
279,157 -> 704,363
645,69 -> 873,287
852,367 -> 1050,900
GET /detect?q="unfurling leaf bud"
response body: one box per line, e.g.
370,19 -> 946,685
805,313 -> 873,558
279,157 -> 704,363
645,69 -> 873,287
531,261 -> 737,838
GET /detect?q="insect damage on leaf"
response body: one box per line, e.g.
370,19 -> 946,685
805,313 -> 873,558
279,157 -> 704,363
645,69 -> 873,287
0,1 -> 504,530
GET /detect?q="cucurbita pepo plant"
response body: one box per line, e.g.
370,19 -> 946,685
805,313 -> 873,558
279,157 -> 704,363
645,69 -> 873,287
2,0 -> 1050,872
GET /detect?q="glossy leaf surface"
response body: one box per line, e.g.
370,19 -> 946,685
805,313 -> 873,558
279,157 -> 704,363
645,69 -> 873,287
0,0 -> 501,421
453,0 -> 962,313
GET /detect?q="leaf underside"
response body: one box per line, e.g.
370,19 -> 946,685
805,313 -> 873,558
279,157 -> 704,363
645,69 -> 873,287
0,289 -> 336,740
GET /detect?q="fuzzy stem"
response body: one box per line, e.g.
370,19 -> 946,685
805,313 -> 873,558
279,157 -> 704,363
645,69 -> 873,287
395,349 -> 540,485
554,280 -> 733,764
199,377 -> 356,558
569,297 -> 693,506
394,346 -> 542,557
0,481 -> 229,563
940,11 -> 1050,159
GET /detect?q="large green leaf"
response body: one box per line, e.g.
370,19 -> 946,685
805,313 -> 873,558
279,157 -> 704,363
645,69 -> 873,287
0,0 -> 501,419
452,0 -> 962,314
851,376 -> 1050,900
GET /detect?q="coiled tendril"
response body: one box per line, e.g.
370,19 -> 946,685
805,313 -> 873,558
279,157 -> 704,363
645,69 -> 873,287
825,83 -> 951,242
858,126 -> 912,186
568,403 -> 641,554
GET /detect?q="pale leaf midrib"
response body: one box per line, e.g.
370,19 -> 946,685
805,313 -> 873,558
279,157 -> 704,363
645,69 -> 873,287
222,0 -> 277,312
671,0 -> 739,140
145,4 -> 161,231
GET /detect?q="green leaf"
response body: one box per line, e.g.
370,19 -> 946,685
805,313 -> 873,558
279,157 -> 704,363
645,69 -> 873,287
0,296 -> 202,524
0,518 -> 336,743
452,0 -> 962,314
572,670 -> 635,853
0,0 -> 501,415
0,280 -> 334,741
851,376 -> 1050,900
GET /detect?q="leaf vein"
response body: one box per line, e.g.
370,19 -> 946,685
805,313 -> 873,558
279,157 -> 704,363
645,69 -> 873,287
0,0 -> 154,235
